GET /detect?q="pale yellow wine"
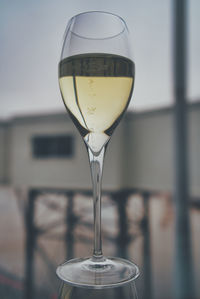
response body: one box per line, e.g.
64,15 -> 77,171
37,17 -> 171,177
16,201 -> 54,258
59,53 -> 134,151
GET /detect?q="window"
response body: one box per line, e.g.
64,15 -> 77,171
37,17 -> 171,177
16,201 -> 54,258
32,135 -> 74,158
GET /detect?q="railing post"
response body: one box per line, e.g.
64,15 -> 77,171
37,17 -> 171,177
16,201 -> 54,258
65,191 -> 76,260
24,189 -> 37,299
115,190 -> 130,258
173,0 -> 194,298
141,192 -> 152,299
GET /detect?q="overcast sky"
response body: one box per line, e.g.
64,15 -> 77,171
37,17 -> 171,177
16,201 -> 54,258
0,0 -> 199,119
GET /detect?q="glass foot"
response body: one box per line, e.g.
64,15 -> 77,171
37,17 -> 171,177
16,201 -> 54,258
56,256 -> 139,289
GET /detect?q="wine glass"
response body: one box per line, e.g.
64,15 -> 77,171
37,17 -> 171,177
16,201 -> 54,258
57,11 -> 139,288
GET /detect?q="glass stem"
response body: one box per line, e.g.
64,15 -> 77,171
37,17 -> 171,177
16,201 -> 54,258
88,146 -> 105,259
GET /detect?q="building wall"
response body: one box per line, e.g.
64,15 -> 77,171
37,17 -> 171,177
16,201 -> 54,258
188,104 -> 200,197
0,125 -> 5,182
127,109 -> 174,192
9,114 -> 123,190
2,104 -> 200,196
126,104 -> 200,197
0,123 -> 10,183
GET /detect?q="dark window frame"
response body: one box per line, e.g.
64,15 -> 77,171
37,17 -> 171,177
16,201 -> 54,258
32,134 -> 75,159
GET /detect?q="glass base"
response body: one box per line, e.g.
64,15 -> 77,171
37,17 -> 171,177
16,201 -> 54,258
56,256 -> 139,289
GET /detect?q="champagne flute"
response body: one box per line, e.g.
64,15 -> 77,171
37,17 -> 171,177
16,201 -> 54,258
57,11 -> 139,288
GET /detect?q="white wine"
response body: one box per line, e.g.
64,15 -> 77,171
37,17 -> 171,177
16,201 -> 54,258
59,53 -> 134,152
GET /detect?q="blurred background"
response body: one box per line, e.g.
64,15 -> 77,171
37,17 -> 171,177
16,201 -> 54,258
0,0 -> 200,298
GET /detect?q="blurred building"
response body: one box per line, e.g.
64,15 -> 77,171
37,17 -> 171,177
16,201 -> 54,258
0,102 -> 199,198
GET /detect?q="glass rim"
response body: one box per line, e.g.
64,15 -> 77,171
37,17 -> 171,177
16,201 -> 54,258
67,11 -> 128,40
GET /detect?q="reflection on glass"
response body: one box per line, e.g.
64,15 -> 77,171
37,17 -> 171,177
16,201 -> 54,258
59,281 -> 138,299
